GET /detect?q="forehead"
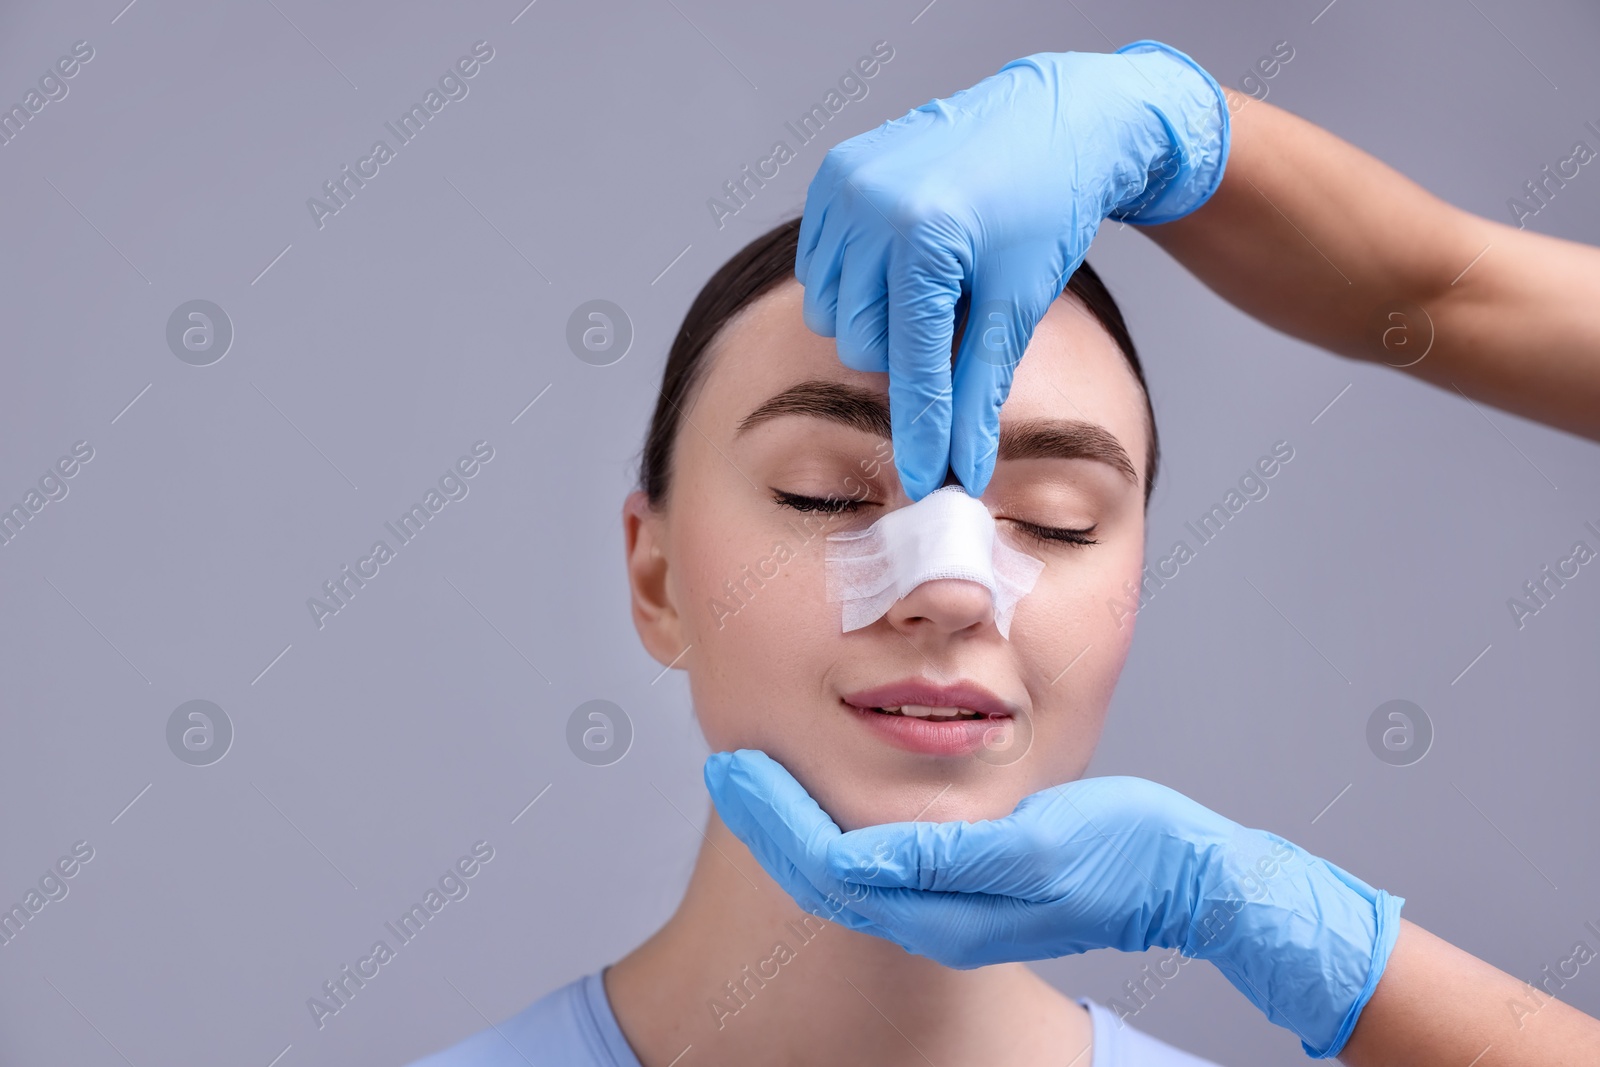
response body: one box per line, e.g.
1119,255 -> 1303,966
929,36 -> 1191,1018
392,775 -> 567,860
690,278 -> 1149,459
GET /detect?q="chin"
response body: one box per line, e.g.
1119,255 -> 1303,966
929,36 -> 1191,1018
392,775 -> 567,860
805,761 -> 1038,832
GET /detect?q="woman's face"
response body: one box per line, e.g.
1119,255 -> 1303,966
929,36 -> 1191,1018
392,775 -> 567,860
624,279 -> 1149,830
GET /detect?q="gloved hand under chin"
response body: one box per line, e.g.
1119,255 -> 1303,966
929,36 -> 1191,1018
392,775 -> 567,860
795,40 -> 1229,499
704,749 -> 1403,1059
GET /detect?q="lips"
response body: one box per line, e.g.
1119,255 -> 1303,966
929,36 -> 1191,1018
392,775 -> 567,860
840,678 -> 1019,757
842,678 -> 1014,720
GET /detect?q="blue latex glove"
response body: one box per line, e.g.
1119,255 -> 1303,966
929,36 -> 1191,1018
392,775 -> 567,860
795,40 -> 1230,499
705,750 -> 1403,1059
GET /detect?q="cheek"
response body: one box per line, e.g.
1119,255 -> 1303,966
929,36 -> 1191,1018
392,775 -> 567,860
1012,535 -> 1145,664
672,511 -> 840,751
1007,537 -> 1146,777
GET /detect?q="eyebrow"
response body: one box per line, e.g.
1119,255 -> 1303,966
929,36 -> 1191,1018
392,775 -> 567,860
735,379 -> 1138,485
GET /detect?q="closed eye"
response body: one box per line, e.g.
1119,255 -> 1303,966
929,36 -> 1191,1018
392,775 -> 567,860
771,489 -> 871,514
777,489 -> 1096,547
1005,519 -> 1100,547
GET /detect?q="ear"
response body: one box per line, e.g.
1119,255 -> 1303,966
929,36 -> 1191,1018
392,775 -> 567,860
623,490 -> 689,669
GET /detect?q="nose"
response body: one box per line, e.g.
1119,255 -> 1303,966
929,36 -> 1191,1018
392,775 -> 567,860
884,578 -> 996,638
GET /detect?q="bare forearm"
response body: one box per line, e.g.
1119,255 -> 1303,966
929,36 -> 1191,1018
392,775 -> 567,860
1144,90 -> 1600,441
1339,920 -> 1600,1065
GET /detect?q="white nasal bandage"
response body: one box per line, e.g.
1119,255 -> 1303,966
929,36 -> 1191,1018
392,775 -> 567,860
824,486 -> 1045,639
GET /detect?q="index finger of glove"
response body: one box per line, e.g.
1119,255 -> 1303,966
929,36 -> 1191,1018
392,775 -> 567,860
705,751 -> 852,898
705,753 -> 901,938
949,281 -> 1048,496
798,195 -> 848,339
886,242 -> 964,500
796,139 -> 852,285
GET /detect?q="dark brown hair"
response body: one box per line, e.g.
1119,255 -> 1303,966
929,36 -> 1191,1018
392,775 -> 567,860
639,216 -> 1159,508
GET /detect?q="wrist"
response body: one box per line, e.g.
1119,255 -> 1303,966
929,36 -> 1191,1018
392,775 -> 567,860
1297,860 -> 1405,1058
1106,40 -> 1231,225
1186,831 -> 1404,1058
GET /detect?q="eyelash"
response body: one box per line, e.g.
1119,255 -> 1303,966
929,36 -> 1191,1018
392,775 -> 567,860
1007,520 -> 1100,548
771,489 -> 865,513
771,490 -> 1099,547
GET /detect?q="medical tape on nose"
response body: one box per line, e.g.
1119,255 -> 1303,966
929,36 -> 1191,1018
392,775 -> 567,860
824,486 -> 1045,639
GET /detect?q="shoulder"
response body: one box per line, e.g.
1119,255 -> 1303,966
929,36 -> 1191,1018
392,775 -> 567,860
405,971 -> 640,1067
1080,998 -> 1226,1067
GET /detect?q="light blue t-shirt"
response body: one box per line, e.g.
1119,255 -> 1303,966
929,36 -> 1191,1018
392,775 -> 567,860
407,969 -> 1223,1066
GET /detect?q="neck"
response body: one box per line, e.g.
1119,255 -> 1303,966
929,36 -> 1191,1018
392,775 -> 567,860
605,807 -> 1089,1067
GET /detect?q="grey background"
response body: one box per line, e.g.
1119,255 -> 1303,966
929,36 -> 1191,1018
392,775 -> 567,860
2,0 -> 1597,1064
